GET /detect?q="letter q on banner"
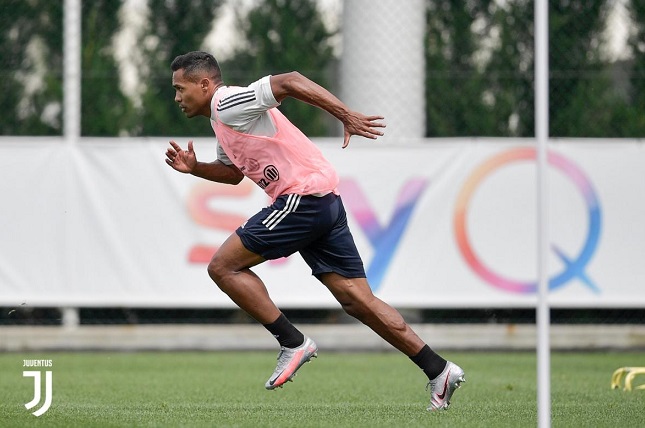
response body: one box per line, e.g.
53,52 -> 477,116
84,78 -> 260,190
454,147 -> 602,294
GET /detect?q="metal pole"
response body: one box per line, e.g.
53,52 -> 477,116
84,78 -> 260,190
535,0 -> 551,427
64,0 -> 81,141
63,0 -> 81,328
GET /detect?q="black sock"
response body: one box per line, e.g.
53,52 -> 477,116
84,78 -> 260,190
410,344 -> 448,381
263,313 -> 305,349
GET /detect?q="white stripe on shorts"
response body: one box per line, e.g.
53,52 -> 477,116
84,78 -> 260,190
262,194 -> 301,231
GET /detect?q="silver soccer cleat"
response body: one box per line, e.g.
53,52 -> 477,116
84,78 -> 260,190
426,361 -> 466,411
265,336 -> 318,390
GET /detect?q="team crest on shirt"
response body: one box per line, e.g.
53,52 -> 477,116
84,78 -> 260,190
256,165 -> 279,189
263,165 -> 279,181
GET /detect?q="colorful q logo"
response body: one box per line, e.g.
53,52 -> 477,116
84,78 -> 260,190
454,147 -> 601,294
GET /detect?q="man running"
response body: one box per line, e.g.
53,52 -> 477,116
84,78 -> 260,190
165,51 -> 465,411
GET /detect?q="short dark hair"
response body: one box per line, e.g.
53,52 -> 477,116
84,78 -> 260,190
170,51 -> 221,82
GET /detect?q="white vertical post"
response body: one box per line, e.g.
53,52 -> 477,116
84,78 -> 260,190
535,0 -> 551,427
61,307 -> 80,329
64,0 -> 81,141
341,0 -> 425,142
63,0 -> 81,327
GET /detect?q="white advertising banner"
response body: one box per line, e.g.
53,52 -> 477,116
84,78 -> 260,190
1,138 -> 644,308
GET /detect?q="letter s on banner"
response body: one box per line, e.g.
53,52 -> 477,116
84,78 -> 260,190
186,180 -> 256,263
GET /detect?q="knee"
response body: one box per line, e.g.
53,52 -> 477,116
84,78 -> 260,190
207,255 -> 228,287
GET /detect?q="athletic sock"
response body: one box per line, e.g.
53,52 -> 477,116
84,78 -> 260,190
263,313 -> 305,349
410,344 -> 448,381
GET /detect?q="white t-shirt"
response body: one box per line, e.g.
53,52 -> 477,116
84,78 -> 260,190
211,76 -> 280,165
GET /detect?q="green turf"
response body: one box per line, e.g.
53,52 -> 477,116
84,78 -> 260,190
1,350 -> 644,427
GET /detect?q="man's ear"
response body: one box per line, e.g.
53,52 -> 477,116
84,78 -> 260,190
201,78 -> 209,92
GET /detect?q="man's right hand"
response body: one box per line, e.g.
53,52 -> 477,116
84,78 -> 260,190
165,140 -> 197,173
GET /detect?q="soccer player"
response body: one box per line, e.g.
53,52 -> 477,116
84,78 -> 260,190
165,51 -> 465,411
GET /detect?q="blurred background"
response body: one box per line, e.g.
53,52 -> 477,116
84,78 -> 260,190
2,0 -> 645,138
1,0 -> 644,351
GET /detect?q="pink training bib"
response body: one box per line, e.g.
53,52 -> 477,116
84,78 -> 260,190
211,98 -> 339,202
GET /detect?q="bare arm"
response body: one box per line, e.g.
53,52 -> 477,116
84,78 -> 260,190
165,140 -> 244,185
270,72 -> 385,148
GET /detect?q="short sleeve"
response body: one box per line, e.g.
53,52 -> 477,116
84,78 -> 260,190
216,76 -> 280,135
254,75 -> 280,108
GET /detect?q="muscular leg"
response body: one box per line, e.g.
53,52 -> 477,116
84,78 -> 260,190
207,233 -> 280,324
319,272 -> 425,357
209,233 -> 311,389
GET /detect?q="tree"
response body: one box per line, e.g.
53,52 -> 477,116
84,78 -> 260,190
425,0 -> 635,138
549,0 -> 613,137
425,0 -> 508,137
0,0 -> 63,135
222,0 -> 336,137
82,1 -> 137,136
483,0 -> 535,136
0,1 -> 149,137
136,0 -> 224,136
620,0 -> 645,136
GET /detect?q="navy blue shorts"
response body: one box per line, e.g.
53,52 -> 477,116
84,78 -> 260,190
236,193 -> 366,279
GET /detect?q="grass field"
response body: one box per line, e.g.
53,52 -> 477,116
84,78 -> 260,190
1,350 -> 644,427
